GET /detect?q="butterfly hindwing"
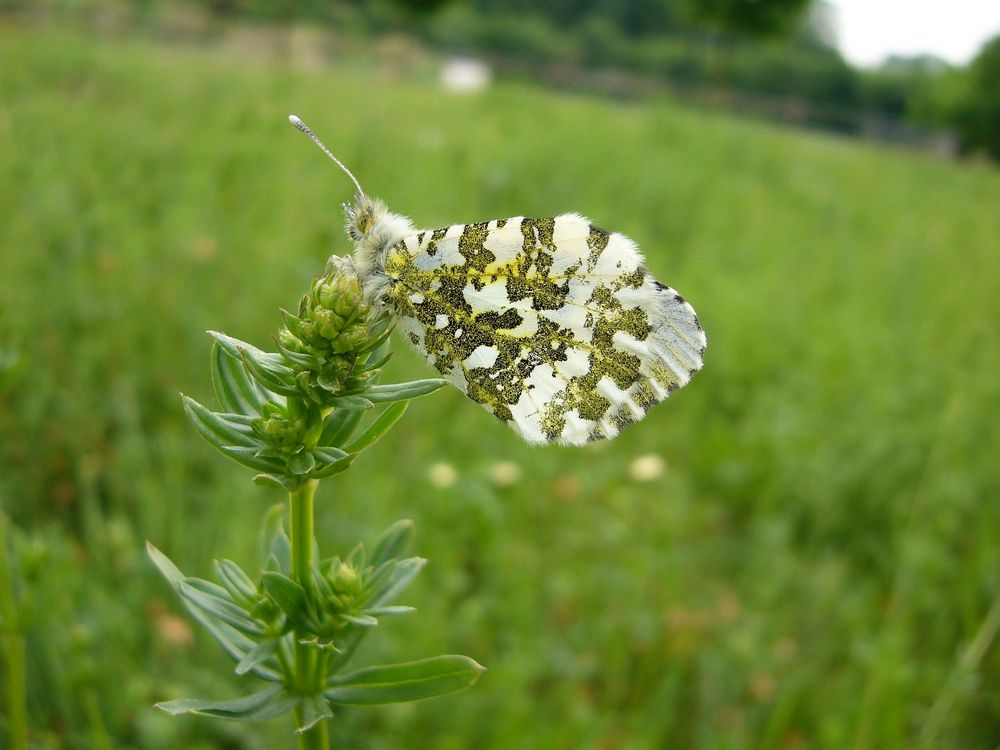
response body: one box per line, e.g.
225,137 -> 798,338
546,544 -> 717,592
378,214 -> 705,446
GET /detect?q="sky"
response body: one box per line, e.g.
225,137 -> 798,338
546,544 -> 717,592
828,0 -> 1000,67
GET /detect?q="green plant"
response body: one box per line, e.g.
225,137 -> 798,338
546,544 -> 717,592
148,259 -> 483,748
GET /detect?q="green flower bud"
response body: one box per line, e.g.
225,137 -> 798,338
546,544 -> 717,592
320,561 -> 368,620
270,262 -> 389,407
297,318 -> 319,344
313,308 -> 345,341
255,409 -> 308,454
321,355 -> 353,385
330,562 -> 363,598
334,323 -> 369,353
278,328 -> 308,354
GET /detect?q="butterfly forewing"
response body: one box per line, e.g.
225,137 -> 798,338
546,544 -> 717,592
380,214 -> 705,446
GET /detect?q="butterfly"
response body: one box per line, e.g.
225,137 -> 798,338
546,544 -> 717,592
290,115 -> 706,446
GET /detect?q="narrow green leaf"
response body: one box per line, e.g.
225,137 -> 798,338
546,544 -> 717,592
208,331 -> 262,360
221,412 -> 257,426
177,581 -> 265,637
365,379 -> 446,403
368,557 -> 426,607
320,408 -> 364,448
235,639 -> 279,676
316,371 -> 345,393
218,446 -> 286,473
370,519 -> 415,567
345,542 -> 365,569
157,685 -> 297,722
366,606 -> 416,617
366,312 -> 394,340
358,321 -> 394,354
269,531 -> 292,576
346,402 -> 408,454
313,445 -> 350,462
259,504 -> 286,568
280,309 -> 308,341
181,576 -> 233,600
326,655 -> 485,705
296,693 -> 334,734
361,349 -> 392,372
261,572 -> 312,631
211,332 -> 296,394
310,452 -> 357,479
311,562 -> 335,602
253,473 -> 288,489
182,396 -> 259,450
341,613 -> 378,627
146,544 -> 280,682
211,341 -> 265,415
328,395 -> 375,410
147,541 -> 184,583
277,342 -> 322,370
214,560 -> 258,609
240,349 -> 300,397
287,451 -> 316,476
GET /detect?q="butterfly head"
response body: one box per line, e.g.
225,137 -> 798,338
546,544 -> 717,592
344,195 -> 378,241
289,116 -> 414,279
344,195 -> 415,278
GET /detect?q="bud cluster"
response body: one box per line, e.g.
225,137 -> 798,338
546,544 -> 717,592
150,520 -> 425,674
278,260 -> 392,405
184,259 -> 444,490
253,402 -> 313,455
315,558 -> 368,628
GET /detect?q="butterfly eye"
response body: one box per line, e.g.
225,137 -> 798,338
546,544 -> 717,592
359,215 -> 374,234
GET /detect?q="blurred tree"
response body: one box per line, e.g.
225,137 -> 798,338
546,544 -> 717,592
680,0 -> 813,37
952,34 -> 1000,161
469,0 -> 678,36
387,0 -> 454,13
798,0 -> 836,49
859,54 -> 950,121
588,0 -> 678,37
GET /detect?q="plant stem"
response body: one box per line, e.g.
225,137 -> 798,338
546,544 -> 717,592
0,511 -> 28,750
289,479 -> 317,589
288,479 -> 329,750
295,712 -> 330,750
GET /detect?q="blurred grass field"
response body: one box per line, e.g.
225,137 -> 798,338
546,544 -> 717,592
2,19 -> 1000,750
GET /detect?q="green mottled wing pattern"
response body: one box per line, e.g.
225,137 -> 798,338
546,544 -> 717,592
377,214 -> 705,445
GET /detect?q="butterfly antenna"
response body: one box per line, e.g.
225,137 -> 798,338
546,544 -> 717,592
288,114 -> 366,197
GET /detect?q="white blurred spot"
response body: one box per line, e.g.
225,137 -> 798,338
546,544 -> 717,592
441,57 -> 492,93
427,462 -> 457,489
489,461 -> 522,487
629,454 -> 666,482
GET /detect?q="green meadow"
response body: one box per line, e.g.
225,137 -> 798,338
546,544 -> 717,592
2,21 -> 1000,750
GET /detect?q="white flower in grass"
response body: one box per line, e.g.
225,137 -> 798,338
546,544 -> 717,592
427,462 -> 458,488
628,454 -> 666,482
488,461 -> 522,487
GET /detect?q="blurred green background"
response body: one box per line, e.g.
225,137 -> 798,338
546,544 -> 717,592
2,1 -> 1000,748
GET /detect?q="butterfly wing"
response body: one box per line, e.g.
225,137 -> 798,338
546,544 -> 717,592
377,214 -> 706,446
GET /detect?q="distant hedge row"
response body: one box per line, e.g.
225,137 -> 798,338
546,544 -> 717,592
16,0 -> 996,158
